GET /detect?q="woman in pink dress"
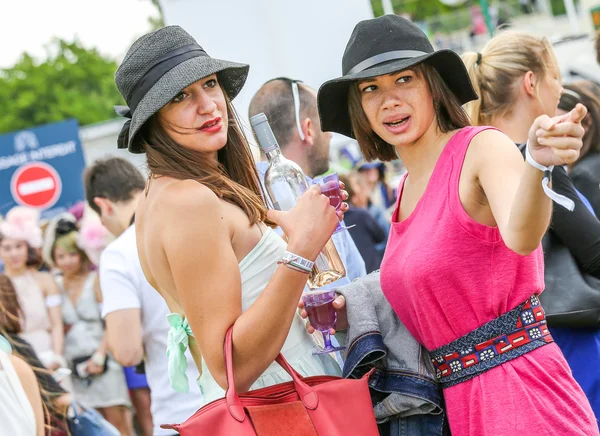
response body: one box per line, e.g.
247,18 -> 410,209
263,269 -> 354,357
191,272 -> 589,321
0,207 -> 65,371
314,15 -> 598,435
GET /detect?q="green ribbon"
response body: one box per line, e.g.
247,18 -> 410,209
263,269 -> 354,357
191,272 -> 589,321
166,313 -> 194,393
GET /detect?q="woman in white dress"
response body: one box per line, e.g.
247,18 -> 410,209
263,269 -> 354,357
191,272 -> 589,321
111,25 -> 345,409
43,213 -> 133,435
0,350 -> 44,436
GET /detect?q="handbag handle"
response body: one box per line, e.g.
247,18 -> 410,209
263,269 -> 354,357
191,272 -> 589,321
223,326 -> 318,422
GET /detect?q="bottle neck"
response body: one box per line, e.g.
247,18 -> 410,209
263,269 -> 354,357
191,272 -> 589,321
264,147 -> 282,161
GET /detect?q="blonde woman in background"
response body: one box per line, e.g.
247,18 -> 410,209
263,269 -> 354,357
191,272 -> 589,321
462,30 -> 600,419
42,213 -> 133,435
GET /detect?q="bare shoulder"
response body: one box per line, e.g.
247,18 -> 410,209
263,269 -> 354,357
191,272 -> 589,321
152,180 -> 227,241
31,270 -> 55,289
468,128 -> 524,166
8,354 -> 35,380
469,128 -> 521,153
156,179 -> 221,215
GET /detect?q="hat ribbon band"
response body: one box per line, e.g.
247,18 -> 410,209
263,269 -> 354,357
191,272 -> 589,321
127,43 -> 208,114
347,50 -> 429,76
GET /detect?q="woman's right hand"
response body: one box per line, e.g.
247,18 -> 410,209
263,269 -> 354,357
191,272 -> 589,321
298,294 -> 348,334
267,185 -> 342,260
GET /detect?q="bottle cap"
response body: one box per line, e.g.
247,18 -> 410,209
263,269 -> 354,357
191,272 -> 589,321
250,113 -> 279,153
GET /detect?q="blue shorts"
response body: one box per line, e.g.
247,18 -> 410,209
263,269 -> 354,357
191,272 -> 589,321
123,365 -> 149,390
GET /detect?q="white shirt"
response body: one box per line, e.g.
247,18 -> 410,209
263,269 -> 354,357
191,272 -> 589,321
100,225 -> 202,435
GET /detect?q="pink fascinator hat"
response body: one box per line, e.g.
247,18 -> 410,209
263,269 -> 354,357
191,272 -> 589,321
0,206 -> 43,248
77,207 -> 113,266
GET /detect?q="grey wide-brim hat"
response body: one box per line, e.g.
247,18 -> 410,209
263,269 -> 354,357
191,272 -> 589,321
114,25 -> 249,153
318,15 -> 478,138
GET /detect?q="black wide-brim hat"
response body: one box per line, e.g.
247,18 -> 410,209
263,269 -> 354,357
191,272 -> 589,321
114,25 -> 249,153
318,15 -> 478,138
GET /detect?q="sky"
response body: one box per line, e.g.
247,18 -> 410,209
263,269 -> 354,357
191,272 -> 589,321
0,0 -> 159,68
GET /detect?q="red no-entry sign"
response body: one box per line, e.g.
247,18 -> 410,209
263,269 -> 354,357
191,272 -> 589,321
10,162 -> 62,209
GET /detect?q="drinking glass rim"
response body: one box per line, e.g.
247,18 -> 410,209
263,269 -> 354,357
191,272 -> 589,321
303,289 -> 336,297
314,172 -> 340,184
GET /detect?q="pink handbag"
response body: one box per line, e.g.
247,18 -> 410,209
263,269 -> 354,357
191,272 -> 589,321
161,327 -> 379,435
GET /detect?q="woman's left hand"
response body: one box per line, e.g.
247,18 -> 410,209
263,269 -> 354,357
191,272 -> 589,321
528,103 -> 587,167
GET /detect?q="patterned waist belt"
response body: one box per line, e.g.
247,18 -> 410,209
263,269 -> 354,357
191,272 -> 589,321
430,295 -> 553,388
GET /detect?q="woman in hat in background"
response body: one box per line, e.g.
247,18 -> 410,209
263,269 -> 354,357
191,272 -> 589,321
43,213 -> 132,435
462,32 -> 600,420
113,25 -> 343,408
0,207 -> 66,372
315,15 -> 597,434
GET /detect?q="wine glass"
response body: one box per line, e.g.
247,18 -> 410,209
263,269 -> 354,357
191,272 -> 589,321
302,290 -> 346,355
312,173 -> 355,233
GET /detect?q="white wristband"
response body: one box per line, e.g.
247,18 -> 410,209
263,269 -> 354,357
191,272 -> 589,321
278,251 -> 314,273
525,142 -> 575,212
525,141 -> 552,173
91,352 -> 107,366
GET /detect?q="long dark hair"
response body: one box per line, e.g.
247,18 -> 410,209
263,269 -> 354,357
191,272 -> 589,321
348,63 -> 471,162
139,87 -> 272,226
0,274 -> 66,432
562,81 -> 600,157
0,274 -> 22,334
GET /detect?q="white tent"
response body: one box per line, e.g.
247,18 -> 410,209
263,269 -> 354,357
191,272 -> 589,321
158,0 -> 374,156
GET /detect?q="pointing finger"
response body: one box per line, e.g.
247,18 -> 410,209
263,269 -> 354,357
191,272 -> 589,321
536,114 -> 555,131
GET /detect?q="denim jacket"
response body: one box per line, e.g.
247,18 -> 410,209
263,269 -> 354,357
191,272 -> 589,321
335,271 -> 446,436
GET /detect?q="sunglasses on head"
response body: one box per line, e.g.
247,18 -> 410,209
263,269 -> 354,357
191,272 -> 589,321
264,77 -> 306,141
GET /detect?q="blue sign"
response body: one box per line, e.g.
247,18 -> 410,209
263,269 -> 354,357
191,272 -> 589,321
0,119 -> 86,219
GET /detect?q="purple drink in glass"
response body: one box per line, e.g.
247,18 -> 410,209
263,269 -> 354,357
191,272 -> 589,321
320,179 -> 343,210
312,173 -> 355,234
302,290 -> 346,355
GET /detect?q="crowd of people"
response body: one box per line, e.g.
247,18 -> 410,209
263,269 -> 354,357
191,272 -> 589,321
2,12 -> 600,436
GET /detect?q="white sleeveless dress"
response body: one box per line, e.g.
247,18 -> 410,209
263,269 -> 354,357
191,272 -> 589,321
0,350 -> 37,436
59,273 -> 131,408
169,227 -> 342,405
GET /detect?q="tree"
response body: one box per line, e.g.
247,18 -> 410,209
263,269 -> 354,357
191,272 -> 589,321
371,0 -> 455,21
149,0 -> 165,29
0,38 -> 124,134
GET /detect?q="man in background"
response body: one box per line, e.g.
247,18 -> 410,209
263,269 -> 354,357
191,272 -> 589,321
249,77 -> 367,285
84,157 -> 202,436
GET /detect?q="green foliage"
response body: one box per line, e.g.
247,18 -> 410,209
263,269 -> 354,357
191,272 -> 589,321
149,0 -> 165,29
0,38 -> 124,134
370,0 -> 526,34
371,0 -> 455,21
549,0 -> 579,16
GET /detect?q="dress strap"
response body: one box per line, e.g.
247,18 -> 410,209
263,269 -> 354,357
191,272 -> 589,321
448,126 -> 498,192
166,313 -> 194,393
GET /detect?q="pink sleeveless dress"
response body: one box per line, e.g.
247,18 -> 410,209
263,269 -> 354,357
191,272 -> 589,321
380,126 -> 598,435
